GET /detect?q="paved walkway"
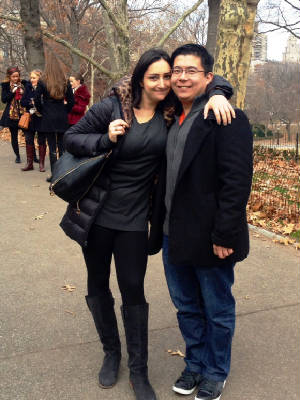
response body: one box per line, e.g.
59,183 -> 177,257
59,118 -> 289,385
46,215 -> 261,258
0,140 -> 299,400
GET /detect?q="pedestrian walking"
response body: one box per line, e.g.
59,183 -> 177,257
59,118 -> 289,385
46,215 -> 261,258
0,66 -> 26,163
20,69 -> 47,172
68,73 -> 90,126
33,54 -> 74,182
149,44 -> 253,400
60,48 -> 234,400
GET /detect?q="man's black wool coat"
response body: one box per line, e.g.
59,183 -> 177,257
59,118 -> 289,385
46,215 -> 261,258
148,108 -> 253,266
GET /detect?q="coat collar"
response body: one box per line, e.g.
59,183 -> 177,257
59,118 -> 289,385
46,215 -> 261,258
176,109 -> 214,185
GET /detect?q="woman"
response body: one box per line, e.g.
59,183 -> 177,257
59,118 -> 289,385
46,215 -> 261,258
60,49 -> 234,400
20,69 -> 47,172
34,54 -> 74,181
68,73 -> 90,126
0,66 -> 26,163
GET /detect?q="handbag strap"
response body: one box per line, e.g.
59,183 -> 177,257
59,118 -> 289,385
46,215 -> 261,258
108,96 -> 127,163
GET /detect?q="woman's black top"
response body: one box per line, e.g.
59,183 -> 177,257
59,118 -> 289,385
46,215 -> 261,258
95,112 -> 167,231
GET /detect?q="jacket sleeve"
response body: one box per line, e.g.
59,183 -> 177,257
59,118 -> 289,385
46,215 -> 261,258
206,75 -> 233,99
20,83 -> 32,110
211,109 -> 253,249
33,81 -> 44,114
64,97 -> 117,157
71,95 -> 89,114
64,82 -> 75,113
1,83 -> 14,104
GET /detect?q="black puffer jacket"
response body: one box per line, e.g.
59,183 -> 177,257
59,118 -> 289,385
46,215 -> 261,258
60,95 -> 122,247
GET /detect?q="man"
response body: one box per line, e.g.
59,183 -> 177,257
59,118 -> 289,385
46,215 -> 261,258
149,44 -> 253,400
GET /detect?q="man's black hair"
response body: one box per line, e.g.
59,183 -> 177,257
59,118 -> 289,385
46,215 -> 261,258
170,43 -> 214,73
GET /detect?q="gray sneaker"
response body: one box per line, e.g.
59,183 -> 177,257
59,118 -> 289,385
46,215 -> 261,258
173,370 -> 203,395
195,378 -> 226,400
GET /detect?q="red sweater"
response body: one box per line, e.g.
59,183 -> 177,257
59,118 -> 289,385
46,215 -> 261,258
68,84 -> 91,125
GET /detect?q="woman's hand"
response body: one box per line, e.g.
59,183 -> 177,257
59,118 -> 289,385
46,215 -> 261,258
204,95 -> 236,125
108,119 -> 129,143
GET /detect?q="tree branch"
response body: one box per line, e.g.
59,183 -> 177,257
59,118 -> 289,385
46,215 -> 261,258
156,0 -> 204,47
97,0 -> 128,41
0,12 -> 120,79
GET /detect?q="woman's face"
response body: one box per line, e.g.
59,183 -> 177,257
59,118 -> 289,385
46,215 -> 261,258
141,59 -> 171,106
10,72 -> 20,85
30,72 -> 39,87
69,76 -> 81,89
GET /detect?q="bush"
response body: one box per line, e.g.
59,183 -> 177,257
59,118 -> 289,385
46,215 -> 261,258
252,124 -> 266,138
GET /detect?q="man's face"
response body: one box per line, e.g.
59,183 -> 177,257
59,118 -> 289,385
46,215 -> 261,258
171,54 -> 213,105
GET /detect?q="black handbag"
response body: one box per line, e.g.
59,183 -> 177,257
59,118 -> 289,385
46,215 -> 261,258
49,96 -> 123,210
49,149 -> 112,207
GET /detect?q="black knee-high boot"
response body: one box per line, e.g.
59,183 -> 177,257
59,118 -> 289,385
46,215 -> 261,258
121,303 -> 157,400
86,292 -> 121,388
46,151 -> 57,182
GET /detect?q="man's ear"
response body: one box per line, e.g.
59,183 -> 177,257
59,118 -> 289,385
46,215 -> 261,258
206,72 -> 214,85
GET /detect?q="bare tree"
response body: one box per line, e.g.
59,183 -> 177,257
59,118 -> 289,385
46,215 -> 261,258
257,0 -> 300,39
20,0 -> 45,71
206,0 -> 220,57
245,61 -> 300,140
214,0 -> 260,109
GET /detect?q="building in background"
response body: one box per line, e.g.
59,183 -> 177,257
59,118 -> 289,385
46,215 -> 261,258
283,35 -> 300,63
250,22 -> 268,72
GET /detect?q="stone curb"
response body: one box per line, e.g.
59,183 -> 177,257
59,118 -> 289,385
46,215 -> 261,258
248,223 -> 299,248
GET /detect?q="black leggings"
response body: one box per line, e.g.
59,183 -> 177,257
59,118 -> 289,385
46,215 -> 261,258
24,131 -> 46,146
46,132 -> 64,157
9,127 -> 19,157
82,225 -> 148,306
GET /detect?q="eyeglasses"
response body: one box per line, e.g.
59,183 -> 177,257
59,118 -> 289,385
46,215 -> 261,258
171,67 -> 206,77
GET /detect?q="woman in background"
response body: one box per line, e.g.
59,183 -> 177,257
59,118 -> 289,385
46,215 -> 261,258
0,66 -> 26,163
34,54 -> 74,181
68,73 -> 90,126
21,69 -> 47,172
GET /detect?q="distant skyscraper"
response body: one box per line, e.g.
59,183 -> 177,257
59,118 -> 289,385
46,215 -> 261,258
283,35 -> 300,63
251,23 -> 268,62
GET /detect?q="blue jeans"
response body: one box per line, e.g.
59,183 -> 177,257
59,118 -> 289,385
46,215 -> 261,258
162,236 -> 235,381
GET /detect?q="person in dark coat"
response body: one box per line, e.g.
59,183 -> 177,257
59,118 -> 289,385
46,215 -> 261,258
68,73 -> 90,126
0,66 -> 26,163
20,69 -> 47,172
149,44 -> 253,400
34,54 -> 74,181
59,48 -> 235,400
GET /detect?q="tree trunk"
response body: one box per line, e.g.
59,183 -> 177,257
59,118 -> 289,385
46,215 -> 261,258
69,11 -> 80,72
19,0 -> 45,72
206,0 -> 220,57
213,0 -> 259,109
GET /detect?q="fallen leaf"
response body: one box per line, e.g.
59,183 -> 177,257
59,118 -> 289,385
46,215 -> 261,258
65,310 -> 76,316
34,212 -> 48,220
62,284 -> 76,292
169,350 -> 185,357
282,224 -> 295,235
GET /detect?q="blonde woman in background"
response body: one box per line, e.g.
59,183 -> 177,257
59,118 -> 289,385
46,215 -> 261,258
21,69 -> 47,172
